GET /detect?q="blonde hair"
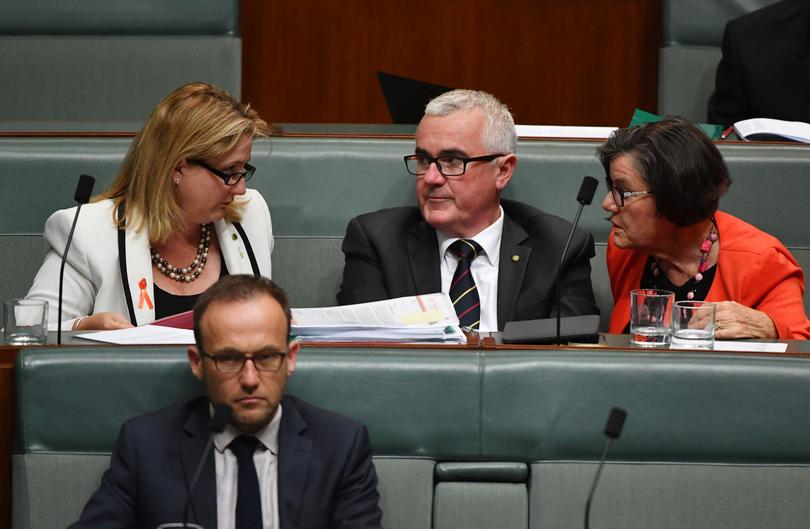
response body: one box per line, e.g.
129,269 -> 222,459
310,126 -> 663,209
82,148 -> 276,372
98,82 -> 271,243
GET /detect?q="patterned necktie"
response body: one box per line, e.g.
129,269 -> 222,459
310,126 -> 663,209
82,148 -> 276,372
230,435 -> 263,529
449,239 -> 483,330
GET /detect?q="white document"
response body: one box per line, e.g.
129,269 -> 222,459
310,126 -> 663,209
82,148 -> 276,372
292,293 -> 465,343
77,325 -> 195,345
733,118 -> 810,143
515,125 -> 618,139
293,293 -> 458,326
712,341 -> 788,353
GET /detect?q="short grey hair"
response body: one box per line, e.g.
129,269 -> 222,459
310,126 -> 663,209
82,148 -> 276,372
424,89 -> 516,154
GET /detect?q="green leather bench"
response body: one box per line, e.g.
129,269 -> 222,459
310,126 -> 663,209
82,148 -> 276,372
14,346 -> 810,529
1,134 -> 808,329
658,0 -> 779,121
0,0 -> 240,123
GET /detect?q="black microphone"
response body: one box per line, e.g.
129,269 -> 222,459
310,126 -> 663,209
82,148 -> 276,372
555,176 -> 599,343
502,176 -> 600,344
183,404 -> 231,528
584,407 -> 628,529
57,174 -> 95,344
576,176 -> 599,206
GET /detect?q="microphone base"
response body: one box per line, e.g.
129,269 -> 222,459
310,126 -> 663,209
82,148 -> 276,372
502,315 -> 600,345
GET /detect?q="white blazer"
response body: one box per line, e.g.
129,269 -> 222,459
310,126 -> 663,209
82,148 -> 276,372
27,189 -> 273,330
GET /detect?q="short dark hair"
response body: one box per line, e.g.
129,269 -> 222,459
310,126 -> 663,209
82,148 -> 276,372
597,116 -> 731,226
193,275 -> 292,349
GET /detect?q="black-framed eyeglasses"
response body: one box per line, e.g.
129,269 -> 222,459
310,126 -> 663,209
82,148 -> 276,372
604,177 -> 650,207
403,153 -> 505,178
201,350 -> 287,374
189,159 -> 256,186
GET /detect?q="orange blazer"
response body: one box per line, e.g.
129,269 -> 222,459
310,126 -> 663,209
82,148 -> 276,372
607,211 -> 810,340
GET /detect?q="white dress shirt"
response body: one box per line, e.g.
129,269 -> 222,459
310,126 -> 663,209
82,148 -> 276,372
437,206 -> 505,332
213,404 -> 282,529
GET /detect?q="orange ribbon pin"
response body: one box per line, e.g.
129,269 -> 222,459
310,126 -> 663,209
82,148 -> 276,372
138,278 -> 153,310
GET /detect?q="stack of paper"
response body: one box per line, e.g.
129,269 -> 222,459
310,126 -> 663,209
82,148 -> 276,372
77,325 -> 194,344
292,293 -> 465,343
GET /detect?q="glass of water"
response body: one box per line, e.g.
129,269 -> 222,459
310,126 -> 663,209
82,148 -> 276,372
671,300 -> 715,350
4,299 -> 48,345
630,289 -> 674,348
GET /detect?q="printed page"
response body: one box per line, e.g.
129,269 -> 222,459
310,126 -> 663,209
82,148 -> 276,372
77,325 -> 195,345
292,293 -> 458,327
733,118 -> 810,143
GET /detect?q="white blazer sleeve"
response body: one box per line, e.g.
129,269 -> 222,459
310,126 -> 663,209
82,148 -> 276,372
26,207 -> 96,331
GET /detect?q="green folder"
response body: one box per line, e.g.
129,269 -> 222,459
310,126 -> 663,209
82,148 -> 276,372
629,109 -> 725,140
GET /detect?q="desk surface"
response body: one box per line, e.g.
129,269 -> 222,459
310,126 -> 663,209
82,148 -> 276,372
2,331 -> 809,355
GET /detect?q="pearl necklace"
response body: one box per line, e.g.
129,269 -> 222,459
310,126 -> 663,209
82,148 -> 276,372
650,217 -> 718,300
150,224 -> 211,282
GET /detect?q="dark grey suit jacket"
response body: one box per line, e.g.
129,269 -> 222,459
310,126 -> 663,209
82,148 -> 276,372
69,395 -> 382,529
708,0 -> 810,127
337,199 -> 599,330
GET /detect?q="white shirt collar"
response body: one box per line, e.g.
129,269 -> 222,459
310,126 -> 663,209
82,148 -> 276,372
212,402 -> 282,455
437,205 -> 504,267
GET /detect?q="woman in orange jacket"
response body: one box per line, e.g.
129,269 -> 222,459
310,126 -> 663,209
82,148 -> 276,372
599,117 -> 810,340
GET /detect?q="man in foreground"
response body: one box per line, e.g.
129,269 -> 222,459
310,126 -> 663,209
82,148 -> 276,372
338,89 -> 598,331
71,274 -> 382,529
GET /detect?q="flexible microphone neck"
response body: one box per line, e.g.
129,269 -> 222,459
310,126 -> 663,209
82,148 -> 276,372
183,404 -> 231,528
584,407 -> 627,529
555,176 -> 598,344
57,174 -> 95,345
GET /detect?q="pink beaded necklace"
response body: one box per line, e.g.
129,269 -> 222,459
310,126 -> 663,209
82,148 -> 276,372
651,217 -> 718,300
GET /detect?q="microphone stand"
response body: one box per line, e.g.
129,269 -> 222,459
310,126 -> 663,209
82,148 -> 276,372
556,198 -> 589,344
584,407 -> 628,529
57,174 -> 95,345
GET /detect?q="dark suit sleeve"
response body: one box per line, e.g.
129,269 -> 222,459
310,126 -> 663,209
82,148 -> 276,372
337,216 -> 391,305
331,424 -> 383,529
556,230 -> 599,318
707,22 -> 749,127
68,422 -> 139,529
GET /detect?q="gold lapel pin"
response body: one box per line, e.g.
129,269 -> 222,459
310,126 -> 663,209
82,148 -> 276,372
512,255 -> 520,262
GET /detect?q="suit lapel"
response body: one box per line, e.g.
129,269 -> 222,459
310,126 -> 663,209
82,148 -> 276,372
180,400 -> 218,529
278,396 -> 313,529
407,221 -> 442,294
496,213 -> 531,330
216,219 -> 253,274
122,226 -> 155,325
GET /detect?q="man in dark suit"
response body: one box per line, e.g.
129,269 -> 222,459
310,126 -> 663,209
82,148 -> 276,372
338,89 -> 598,331
708,0 -> 810,128
70,275 -> 382,529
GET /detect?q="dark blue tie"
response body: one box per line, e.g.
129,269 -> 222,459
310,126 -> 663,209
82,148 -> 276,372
229,435 -> 262,529
449,239 -> 483,330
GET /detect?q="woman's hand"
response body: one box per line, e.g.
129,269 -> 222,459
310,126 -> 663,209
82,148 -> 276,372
713,301 -> 777,339
73,312 -> 134,331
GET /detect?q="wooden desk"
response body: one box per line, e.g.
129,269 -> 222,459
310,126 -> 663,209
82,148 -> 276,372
0,344 -> 18,529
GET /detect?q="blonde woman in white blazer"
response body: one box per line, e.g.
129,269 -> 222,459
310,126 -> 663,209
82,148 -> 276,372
26,83 -> 274,330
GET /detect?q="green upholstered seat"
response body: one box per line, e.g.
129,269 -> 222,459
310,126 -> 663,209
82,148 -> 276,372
13,346 -> 810,529
658,0 -> 780,121
0,0 -> 240,124
1,135 -> 808,326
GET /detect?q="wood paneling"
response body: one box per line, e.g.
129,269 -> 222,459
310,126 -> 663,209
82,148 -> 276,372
0,348 -> 18,529
241,0 -> 661,126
